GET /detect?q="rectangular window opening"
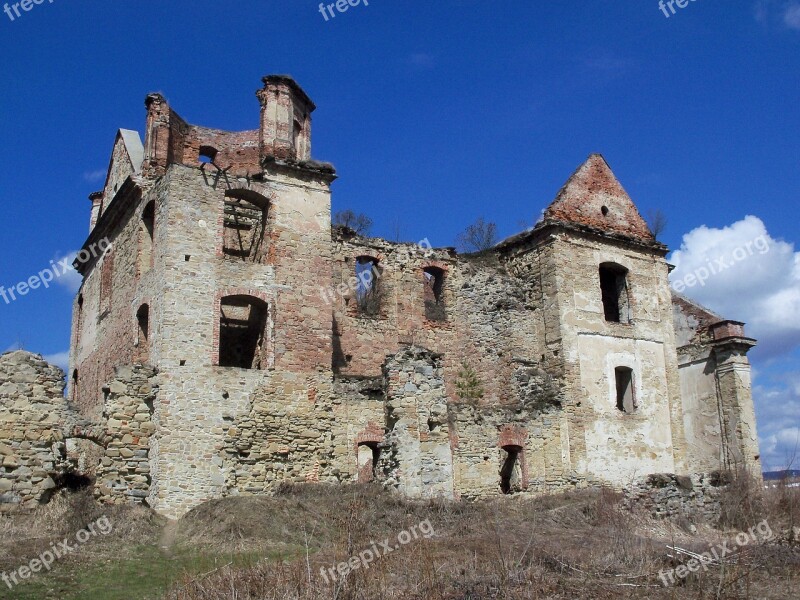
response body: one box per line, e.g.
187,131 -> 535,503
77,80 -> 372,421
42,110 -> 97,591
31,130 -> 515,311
615,367 -> 636,413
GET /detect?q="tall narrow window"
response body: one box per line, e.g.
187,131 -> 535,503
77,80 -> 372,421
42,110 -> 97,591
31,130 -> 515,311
99,250 -> 114,317
599,263 -> 630,323
218,295 -> 269,369
615,367 -> 636,413
222,191 -> 268,262
75,294 -> 84,347
136,304 -> 150,361
355,256 -> 381,316
138,201 -> 155,276
71,369 -> 79,404
500,445 -> 522,494
423,267 -> 445,321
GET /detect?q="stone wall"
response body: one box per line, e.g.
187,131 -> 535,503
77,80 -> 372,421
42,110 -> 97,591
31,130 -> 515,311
94,365 -> 158,505
622,472 -> 728,521
381,347 -> 453,498
0,352 -> 69,512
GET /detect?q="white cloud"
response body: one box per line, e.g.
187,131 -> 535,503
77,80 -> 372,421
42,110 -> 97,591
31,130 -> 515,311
43,350 -> 70,372
754,0 -> 800,29
83,169 -> 106,184
785,3 -> 800,29
669,215 -> 800,358
757,373 -> 800,470
53,251 -> 83,294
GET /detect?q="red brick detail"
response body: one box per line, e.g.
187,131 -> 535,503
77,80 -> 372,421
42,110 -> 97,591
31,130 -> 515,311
544,154 -> 654,241
711,320 -> 747,341
499,425 -> 529,491
355,421 -> 384,449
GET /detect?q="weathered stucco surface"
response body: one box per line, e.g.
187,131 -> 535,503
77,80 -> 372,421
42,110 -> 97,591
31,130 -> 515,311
0,76 -> 761,518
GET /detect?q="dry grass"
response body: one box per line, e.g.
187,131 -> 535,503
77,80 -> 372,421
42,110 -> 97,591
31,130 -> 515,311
2,478 -> 798,599
165,482 -> 800,600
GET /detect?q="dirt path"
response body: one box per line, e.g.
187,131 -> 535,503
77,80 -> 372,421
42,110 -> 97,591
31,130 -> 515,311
158,518 -> 179,556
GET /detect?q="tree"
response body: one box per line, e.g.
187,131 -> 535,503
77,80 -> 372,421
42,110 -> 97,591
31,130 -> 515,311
455,361 -> 484,401
333,210 -> 373,236
456,217 -> 498,253
646,209 -> 668,240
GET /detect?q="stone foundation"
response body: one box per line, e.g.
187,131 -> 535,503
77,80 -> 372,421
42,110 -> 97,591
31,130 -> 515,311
0,352 -> 69,512
622,472 -> 729,521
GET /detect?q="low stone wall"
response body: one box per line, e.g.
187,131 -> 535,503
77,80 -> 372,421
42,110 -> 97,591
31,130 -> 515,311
622,472 -> 730,521
94,365 -> 158,505
0,351 -> 69,513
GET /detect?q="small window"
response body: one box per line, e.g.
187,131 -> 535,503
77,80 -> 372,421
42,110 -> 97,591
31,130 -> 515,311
199,145 -> 218,164
218,295 -> 269,369
136,304 -> 150,362
599,263 -> 630,323
293,120 -> 302,150
355,257 -> 381,316
423,267 -> 445,321
136,304 -> 150,342
71,369 -> 79,403
222,191 -> 268,262
138,201 -> 155,276
615,367 -> 636,413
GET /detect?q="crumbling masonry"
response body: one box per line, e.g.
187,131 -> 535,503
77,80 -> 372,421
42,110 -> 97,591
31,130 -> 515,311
2,76 -> 761,518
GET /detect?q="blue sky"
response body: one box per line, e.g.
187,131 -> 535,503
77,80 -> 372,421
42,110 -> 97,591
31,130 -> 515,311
0,1 -> 798,470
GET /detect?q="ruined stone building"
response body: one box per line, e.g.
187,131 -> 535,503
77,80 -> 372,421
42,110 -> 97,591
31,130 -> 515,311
8,75 -> 758,518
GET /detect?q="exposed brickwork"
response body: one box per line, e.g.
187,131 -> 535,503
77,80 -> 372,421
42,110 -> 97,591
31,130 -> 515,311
543,154 -> 656,242
58,75 -> 761,517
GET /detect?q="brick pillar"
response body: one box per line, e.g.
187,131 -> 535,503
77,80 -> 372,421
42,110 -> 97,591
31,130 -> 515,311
257,75 -> 315,162
710,322 -> 761,477
88,191 -> 103,232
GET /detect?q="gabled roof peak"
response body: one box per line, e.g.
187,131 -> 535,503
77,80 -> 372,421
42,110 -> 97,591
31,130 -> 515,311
543,154 -> 654,242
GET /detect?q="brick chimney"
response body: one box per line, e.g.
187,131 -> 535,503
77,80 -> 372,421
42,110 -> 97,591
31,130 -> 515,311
257,75 -> 316,162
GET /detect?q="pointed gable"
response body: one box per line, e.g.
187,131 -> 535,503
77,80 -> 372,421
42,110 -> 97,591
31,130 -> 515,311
543,154 -> 654,241
101,129 -> 144,205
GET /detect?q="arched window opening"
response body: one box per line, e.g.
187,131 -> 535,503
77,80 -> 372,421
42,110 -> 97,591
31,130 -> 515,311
222,191 -> 268,262
615,367 -> 636,413
500,445 -> 523,494
357,442 -> 381,483
76,294 -> 84,345
218,295 -> 269,369
355,256 -> 381,316
138,201 -> 155,276
599,262 -> 630,323
423,266 -> 445,321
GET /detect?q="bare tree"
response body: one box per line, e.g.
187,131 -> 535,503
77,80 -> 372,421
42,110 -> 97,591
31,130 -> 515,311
389,216 -> 405,243
456,217 -> 498,253
646,209 -> 668,239
333,210 -> 373,236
